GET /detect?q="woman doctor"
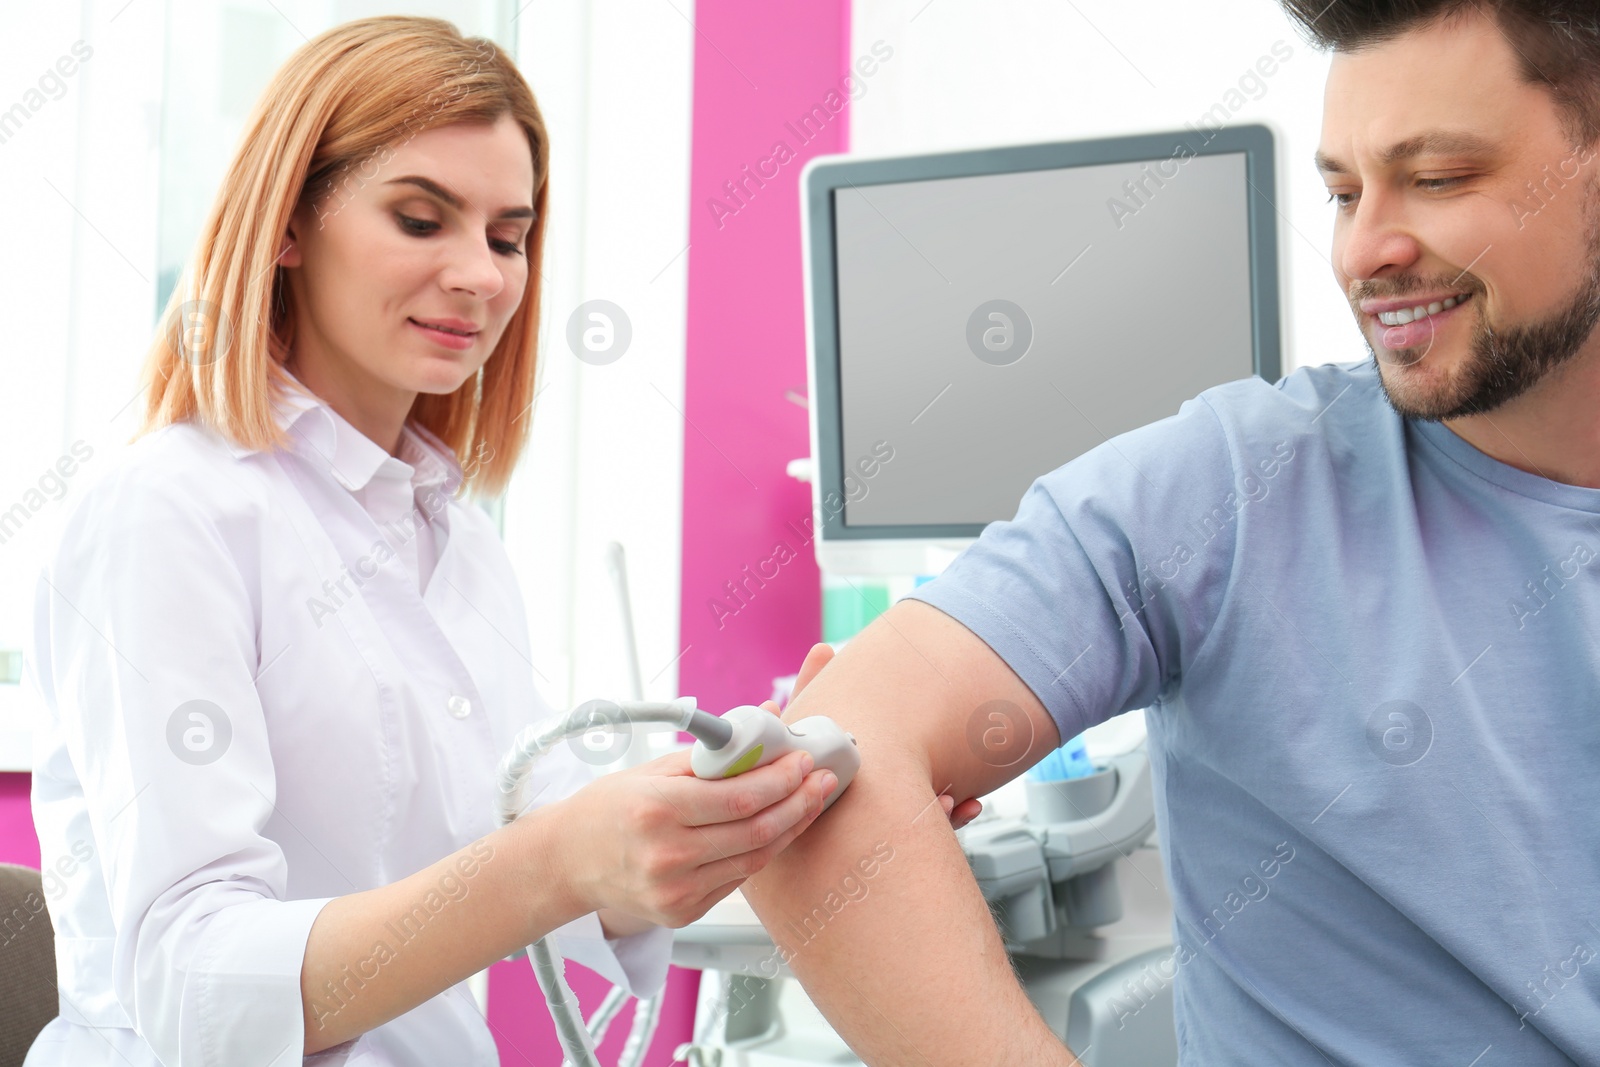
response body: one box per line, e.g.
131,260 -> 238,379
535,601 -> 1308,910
23,16 -> 979,1066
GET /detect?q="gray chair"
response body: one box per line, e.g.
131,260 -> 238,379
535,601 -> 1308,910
0,864 -> 58,1067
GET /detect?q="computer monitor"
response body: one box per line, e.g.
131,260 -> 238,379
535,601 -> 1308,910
800,123 -> 1284,575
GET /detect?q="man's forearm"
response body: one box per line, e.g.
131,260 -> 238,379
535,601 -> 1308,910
742,714 -> 1078,1064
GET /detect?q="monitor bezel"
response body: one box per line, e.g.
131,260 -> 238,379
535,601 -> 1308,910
800,124 -> 1283,544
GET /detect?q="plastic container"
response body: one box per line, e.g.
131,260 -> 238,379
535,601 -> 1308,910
821,572 -> 889,643
1026,731 -> 1095,782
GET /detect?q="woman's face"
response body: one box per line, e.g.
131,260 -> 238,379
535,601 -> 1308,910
279,113 -> 536,434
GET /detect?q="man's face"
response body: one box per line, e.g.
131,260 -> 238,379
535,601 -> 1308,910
1318,8 -> 1600,421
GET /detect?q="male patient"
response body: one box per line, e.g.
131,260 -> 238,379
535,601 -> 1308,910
743,3 -> 1600,1064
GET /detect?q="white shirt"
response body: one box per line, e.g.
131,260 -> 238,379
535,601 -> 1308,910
22,374 -> 672,1066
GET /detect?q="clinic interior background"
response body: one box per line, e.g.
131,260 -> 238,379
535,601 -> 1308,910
0,0 -> 1350,1060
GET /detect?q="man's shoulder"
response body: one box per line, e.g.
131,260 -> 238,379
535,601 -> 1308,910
1196,358 -> 1390,444
1058,359 -> 1387,492
1051,358 -> 1395,514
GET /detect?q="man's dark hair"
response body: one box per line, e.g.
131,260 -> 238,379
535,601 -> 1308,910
1278,1 -> 1600,149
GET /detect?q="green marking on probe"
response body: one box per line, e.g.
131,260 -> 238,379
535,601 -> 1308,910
722,744 -> 764,778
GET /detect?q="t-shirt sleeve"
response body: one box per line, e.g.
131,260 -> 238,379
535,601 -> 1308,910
27,464 -> 335,1064
904,391 -> 1243,742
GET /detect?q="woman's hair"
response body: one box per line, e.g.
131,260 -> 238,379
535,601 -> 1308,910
1278,2 -> 1600,151
135,15 -> 549,499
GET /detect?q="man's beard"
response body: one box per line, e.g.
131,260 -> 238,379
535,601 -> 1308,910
1363,182 -> 1600,421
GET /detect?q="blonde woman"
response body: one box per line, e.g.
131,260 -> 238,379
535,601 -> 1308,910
21,17 -> 857,1065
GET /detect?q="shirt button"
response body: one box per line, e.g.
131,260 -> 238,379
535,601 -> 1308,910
446,694 -> 472,719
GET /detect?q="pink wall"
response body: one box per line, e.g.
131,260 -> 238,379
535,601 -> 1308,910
0,2 -> 852,1062
676,0 -> 852,717
0,774 -> 41,869
498,1 -> 858,1060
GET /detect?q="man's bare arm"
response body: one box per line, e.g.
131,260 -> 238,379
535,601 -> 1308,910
741,599 -> 1082,1066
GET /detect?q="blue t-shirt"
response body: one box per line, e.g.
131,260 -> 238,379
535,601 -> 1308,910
906,358 -> 1599,1065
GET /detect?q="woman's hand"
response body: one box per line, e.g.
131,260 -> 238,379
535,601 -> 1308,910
584,642 -> 841,938
557,745 -> 835,929
781,642 -> 984,832
578,641 -> 979,936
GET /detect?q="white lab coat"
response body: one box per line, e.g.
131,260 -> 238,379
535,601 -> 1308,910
22,376 -> 672,1066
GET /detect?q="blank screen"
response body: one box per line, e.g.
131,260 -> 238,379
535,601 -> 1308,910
834,151 -> 1256,527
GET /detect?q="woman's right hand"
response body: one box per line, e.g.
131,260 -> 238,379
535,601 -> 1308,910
548,746 -> 837,929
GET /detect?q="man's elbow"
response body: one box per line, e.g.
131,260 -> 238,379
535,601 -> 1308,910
774,601 -> 1061,812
